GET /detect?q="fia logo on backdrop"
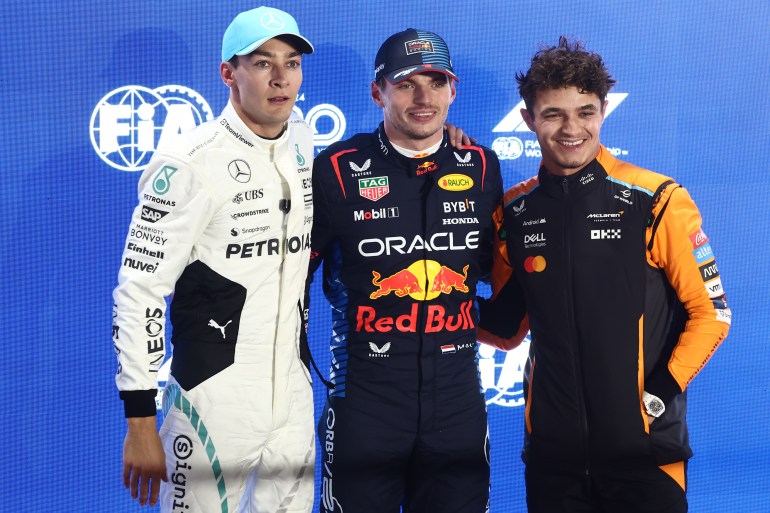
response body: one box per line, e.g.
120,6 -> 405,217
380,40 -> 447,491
90,86 -> 347,172
478,333 -> 531,407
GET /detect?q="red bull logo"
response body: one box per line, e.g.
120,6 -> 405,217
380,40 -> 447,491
415,161 -> 437,176
356,300 -> 475,333
370,269 -> 423,299
430,264 -> 469,294
369,260 -> 470,301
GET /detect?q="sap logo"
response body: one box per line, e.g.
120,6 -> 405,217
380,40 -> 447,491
140,206 -> 169,223
591,229 -> 621,239
492,93 -> 629,132
478,335 -> 532,407
524,233 -> 545,244
90,85 -> 214,172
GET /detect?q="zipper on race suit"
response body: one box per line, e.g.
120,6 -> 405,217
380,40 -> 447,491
561,177 -> 591,478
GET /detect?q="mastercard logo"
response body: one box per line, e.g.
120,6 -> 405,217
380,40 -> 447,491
523,255 -> 546,273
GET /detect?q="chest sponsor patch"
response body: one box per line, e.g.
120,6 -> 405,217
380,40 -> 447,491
438,174 -> 473,191
359,176 -> 389,201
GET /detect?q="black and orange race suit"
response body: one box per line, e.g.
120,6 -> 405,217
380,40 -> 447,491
307,124 -> 502,513
479,146 -> 731,491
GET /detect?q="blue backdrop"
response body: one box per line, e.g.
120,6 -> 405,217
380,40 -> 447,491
1,1 -> 768,511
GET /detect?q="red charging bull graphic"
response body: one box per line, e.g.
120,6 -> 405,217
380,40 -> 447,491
370,269 -> 423,299
430,265 -> 469,294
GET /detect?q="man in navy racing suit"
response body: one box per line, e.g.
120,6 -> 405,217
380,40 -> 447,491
306,29 -> 503,513
113,7 -> 316,512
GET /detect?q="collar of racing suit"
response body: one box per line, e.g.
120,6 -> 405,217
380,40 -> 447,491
537,154 -> 606,198
374,122 -> 451,178
220,100 -> 290,154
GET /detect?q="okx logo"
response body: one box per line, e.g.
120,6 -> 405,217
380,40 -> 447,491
90,85 -> 213,172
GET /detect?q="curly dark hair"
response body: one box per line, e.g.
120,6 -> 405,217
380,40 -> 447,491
516,36 -> 616,113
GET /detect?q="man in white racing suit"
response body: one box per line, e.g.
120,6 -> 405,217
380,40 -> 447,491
112,7 -> 316,512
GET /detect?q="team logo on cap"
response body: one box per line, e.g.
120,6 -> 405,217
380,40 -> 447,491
260,11 -> 285,30
405,39 -> 435,54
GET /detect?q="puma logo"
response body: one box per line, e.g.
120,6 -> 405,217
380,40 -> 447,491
208,319 -> 232,339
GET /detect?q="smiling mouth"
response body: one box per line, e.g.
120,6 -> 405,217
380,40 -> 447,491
559,140 -> 583,147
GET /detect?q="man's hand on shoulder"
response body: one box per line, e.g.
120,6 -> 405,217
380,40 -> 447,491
445,123 -> 476,148
124,416 -> 167,507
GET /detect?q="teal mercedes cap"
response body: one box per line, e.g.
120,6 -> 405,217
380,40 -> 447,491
222,6 -> 314,62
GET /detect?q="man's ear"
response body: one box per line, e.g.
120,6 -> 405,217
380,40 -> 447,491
521,108 -> 535,131
220,61 -> 236,87
371,81 -> 384,107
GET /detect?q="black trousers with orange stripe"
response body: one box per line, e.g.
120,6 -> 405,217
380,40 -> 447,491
525,461 -> 687,513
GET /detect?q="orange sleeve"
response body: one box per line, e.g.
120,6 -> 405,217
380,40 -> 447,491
645,185 -> 731,402
477,202 -> 529,351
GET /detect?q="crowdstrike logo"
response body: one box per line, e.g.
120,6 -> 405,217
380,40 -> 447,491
90,85 -> 214,172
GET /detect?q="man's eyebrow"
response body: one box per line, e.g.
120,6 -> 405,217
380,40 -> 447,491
251,49 -> 302,58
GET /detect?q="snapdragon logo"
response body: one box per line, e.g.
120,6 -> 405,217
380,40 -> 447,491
478,334 -> 531,407
491,93 -> 630,160
90,85 -> 214,172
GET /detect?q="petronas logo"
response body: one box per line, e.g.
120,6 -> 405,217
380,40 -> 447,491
295,144 -> 305,166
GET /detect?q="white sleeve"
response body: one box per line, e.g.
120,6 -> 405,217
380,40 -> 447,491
112,155 -> 214,415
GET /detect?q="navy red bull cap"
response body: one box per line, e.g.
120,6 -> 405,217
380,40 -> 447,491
374,28 -> 459,84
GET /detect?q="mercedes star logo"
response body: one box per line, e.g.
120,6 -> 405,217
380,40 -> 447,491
260,12 -> 285,31
228,160 -> 252,183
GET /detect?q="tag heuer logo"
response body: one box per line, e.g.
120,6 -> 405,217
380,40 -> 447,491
359,176 -> 389,201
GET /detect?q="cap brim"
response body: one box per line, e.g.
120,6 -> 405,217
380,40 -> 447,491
384,64 -> 459,84
236,33 -> 314,57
